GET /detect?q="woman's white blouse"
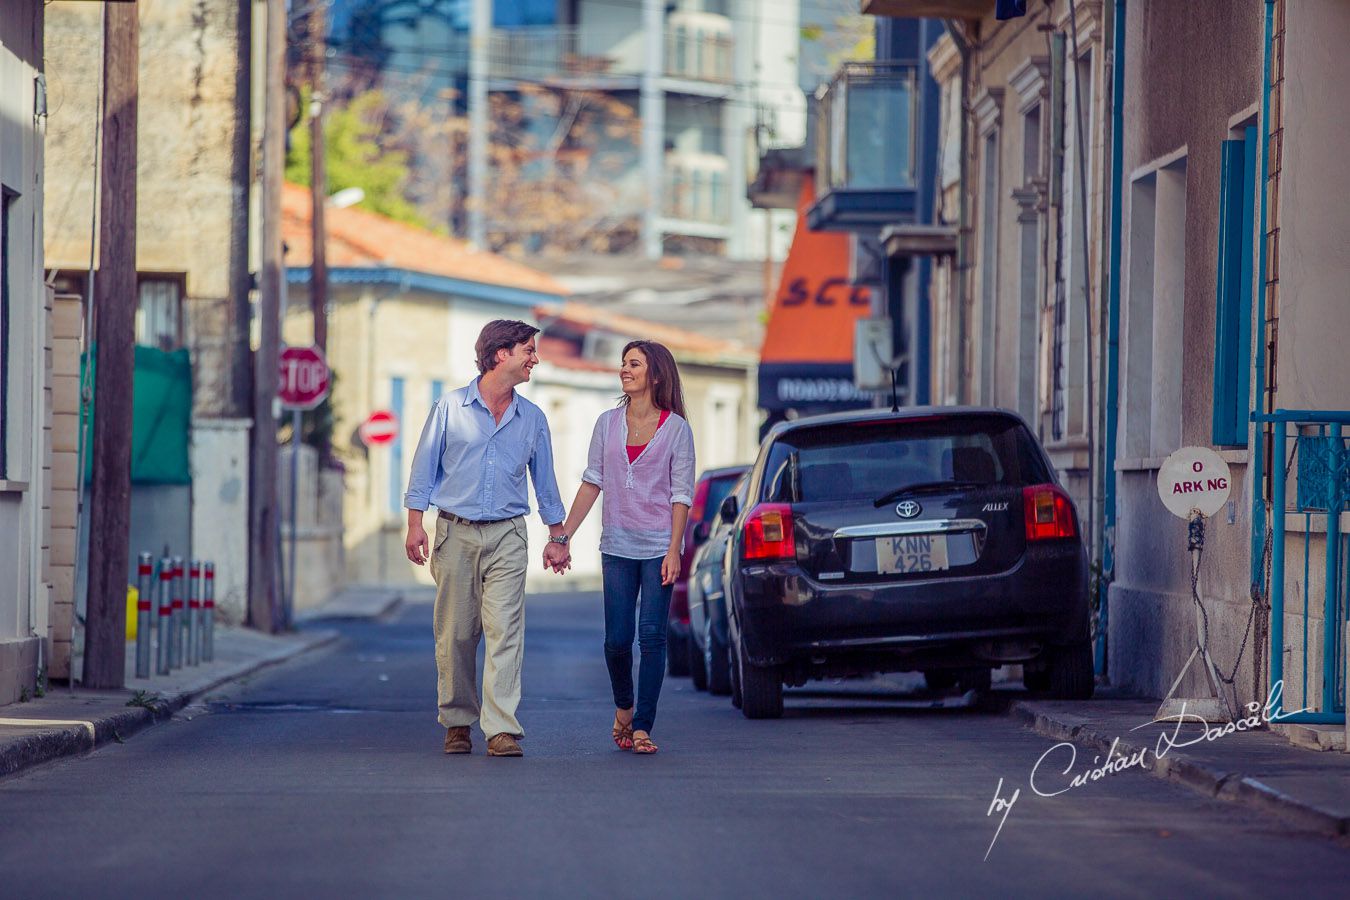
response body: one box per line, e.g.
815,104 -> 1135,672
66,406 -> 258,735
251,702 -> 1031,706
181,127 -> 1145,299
582,407 -> 696,559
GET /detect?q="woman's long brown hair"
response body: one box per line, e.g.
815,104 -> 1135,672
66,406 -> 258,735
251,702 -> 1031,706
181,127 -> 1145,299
621,340 -> 687,420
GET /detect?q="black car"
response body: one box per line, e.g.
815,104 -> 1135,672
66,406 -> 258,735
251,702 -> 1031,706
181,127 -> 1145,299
720,407 -> 1093,719
686,473 -> 748,694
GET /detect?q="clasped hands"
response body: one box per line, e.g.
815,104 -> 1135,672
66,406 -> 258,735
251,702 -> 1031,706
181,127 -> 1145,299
542,541 -> 572,574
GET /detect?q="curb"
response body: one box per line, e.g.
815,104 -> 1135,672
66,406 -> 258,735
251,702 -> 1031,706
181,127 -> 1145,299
0,630 -> 340,783
1009,700 -> 1350,839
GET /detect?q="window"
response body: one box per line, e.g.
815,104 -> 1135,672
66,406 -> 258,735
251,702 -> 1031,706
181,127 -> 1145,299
761,416 -> 1052,505
1123,154 -> 1187,459
50,270 -> 184,349
388,376 -> 405,517
1015,103 -> 1043,424
978,131 -> 1000,405
0,190 -> 12,478
1053,51 -> 1095,441
136,277 -> 184,350
1212,126 -> 1257,446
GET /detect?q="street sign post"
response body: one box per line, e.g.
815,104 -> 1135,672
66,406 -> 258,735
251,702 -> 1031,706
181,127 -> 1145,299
1155,446 -> 1235,724
278,345 -> 330,410
277,346 -> 330,628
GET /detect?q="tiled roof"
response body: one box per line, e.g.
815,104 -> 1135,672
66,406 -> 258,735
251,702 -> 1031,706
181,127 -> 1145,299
281,183 -> 568,297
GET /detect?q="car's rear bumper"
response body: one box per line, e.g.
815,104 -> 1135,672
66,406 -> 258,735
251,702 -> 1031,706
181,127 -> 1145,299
733,541 -> 1089,669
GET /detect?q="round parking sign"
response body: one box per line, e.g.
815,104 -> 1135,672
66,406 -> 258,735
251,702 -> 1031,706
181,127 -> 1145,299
1157,447 -> 1231,519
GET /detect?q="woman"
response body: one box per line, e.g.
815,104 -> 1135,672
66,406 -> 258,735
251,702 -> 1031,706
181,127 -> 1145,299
556,340 -> 695,754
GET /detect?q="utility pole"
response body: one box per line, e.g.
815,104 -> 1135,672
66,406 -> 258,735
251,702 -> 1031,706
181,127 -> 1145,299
309,1 -> 328,352
249,0 -> 286,633
226,0 -> 253,418
84,2 -> 139,689
467,0 -> 489,248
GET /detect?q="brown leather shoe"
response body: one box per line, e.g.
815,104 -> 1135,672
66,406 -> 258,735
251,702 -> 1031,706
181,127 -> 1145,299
444,726 -> 471,754
486,733 -> 523,757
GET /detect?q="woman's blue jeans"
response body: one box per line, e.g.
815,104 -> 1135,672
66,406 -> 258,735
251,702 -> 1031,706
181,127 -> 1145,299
601,553 -> 672,734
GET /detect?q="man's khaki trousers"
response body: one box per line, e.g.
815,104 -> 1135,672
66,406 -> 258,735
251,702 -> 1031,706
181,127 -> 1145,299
429,515 -> 529,739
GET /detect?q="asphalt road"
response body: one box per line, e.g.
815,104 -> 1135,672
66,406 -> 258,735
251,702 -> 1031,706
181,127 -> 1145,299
2,591 -> 1348,898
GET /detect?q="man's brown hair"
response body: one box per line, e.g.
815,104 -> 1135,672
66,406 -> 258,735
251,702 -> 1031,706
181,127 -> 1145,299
475,319 -> 540,374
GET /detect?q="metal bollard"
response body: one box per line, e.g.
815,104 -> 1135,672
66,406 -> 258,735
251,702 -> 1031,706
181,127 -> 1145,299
203,562 -> 216,662
187,560 -> 202,666
135,553 -> 154,679
169,556 -> 185,669
156,558 -> 173,675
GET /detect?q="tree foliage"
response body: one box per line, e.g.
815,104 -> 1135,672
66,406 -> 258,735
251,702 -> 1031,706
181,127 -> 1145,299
286,89 -> 431,229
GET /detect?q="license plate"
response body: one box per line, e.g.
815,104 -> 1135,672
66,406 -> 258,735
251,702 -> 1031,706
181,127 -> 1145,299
876,534 -> 950,575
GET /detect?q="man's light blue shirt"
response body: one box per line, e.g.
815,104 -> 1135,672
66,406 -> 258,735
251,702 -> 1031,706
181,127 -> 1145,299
403,378 -> 566,525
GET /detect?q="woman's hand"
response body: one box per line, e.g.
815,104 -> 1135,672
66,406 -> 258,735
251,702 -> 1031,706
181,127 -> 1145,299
660,548 -> 681,586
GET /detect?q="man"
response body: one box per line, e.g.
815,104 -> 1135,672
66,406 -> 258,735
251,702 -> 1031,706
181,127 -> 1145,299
405,320 -> 573,757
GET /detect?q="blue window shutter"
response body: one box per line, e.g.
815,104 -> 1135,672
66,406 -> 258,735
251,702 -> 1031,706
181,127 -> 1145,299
1212,131 -> 1256,446
1232,126 -> 1257,442
431,379 -> 444,403
389,376 -> 405,515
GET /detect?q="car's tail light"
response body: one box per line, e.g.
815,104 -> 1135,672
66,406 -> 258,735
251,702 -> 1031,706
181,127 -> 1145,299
1023,484 -> 1076,540
744,503 -> 796,561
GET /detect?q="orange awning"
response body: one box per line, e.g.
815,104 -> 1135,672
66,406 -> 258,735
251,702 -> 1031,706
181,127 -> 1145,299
760,180 -> 873,366
758,180 -> 875,412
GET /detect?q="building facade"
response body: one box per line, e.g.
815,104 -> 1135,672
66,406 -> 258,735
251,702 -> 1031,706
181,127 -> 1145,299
327,0 -> 806,260
43,0 -> 255,626
0,0 -> 61,704
870,0 -> 1350,723
282,183 -> 759,592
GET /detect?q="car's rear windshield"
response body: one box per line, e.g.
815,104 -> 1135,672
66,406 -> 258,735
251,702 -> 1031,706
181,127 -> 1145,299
701,474 -> 741,525
760,415 -> 1053,504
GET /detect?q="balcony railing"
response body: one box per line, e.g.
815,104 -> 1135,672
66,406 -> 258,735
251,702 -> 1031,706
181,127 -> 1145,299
665,14 -> 734,84
816,61 -> 917,193
663,154 -> 730,225
478,23 -> 733,85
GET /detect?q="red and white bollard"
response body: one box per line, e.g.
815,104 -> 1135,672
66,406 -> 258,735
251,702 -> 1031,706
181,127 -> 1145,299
156,558 -> 173,675
135,553 -> 153,679
203,562 -> 216,662
169,556 -> 185,669
187,560 -> 202,666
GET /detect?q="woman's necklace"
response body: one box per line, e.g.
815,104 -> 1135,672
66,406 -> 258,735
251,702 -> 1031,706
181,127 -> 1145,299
626,407 -> 662,446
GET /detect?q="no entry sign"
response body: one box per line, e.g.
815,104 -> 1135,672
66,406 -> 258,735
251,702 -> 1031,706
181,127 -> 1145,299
278,345 -> 330,410
359,410 -> 399,446
1157,447 -> 1232,519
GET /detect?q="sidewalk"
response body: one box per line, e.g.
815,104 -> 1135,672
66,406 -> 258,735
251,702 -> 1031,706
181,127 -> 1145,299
294,584 -> 406,622
0,624 -> 338,782
1011,692 -> 1350,839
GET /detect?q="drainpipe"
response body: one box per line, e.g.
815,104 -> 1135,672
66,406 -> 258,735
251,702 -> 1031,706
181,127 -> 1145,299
943,19 -> 972,404
1250,0 -> 1275,673
1097,0 -> 1126,676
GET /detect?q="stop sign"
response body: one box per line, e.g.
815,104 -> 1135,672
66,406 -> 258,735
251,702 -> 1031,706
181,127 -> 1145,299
359,410 -> 399,446
278,345 -> 330,409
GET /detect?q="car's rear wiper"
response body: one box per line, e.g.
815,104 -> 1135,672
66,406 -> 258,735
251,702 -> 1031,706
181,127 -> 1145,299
872,480 -> 986,508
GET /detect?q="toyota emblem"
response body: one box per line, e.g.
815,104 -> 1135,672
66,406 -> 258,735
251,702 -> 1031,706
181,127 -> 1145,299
895,500 -> 922,518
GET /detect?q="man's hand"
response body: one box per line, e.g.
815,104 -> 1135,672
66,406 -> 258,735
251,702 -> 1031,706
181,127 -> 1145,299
543,541 -> 571,574
406,521 -> 430,566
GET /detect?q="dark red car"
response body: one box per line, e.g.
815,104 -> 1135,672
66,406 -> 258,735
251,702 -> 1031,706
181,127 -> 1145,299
667,465 -> 749,677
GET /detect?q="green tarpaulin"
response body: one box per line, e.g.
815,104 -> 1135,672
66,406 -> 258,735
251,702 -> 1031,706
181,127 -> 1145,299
81,345 -> 193,485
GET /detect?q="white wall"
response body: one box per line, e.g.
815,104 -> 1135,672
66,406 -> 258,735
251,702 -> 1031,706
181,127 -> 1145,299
191,419 -> 251,624
0,1 -> 47,703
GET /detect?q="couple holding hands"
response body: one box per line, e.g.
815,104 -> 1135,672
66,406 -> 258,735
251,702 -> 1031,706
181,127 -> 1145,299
404,320 -> 694,758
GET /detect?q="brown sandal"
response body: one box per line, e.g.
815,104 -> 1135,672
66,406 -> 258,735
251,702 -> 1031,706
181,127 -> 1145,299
632,733 -> 658,754
612,712 -> 634,750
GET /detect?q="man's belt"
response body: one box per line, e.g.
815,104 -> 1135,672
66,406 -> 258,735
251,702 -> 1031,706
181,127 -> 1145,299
439,510 -> 516,527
